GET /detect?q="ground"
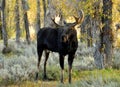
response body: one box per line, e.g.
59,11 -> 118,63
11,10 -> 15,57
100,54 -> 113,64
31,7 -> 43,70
1,69 -> 120,87
0,40 -> 120,87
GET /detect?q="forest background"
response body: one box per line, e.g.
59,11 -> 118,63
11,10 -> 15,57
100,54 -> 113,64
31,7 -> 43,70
0,0 -> 120,87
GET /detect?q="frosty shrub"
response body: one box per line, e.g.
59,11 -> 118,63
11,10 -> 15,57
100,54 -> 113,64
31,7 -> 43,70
74,56 -> 95,70
113,49 -> 120,69
0,57 -> 4,69
76,42 -> 94,56
0,39 -> 64,83
0,40 -> 38,83
74,41 -> 95,70
0,56 -> 38,82
0,39 -> 96,84
2,39 -> 120,84
0,69 -> 11,80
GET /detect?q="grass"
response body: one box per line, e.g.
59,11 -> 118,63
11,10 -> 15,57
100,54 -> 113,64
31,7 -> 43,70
3,81 -> 58,87
1,68 -> 120,87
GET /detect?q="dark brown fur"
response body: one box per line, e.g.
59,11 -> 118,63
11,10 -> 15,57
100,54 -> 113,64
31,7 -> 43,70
36,27 -> 78,83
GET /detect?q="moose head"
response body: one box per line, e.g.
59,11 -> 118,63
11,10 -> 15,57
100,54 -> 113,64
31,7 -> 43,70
53,10 -> 84,44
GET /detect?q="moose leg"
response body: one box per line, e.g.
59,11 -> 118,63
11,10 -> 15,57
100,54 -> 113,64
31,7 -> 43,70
59,54 -> 64,83
68,54 -> 75,83
36,48 -> 43,80
43,50 -> 50,80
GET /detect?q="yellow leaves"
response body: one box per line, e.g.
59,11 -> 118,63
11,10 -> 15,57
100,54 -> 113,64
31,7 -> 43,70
115,32 -> 120,47
27,0 -> 37,24
112,0 -> 120,23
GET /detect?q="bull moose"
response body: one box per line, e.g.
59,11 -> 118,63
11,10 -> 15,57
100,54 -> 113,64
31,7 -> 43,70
36,10 -> 84,83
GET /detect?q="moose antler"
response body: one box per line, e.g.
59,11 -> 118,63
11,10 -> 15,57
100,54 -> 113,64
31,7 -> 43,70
51,14 -> 63,28
73,10 -> 84,26
51,17 -> 60,27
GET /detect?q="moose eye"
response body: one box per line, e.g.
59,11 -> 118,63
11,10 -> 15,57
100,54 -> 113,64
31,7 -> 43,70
61,35 -> 68,43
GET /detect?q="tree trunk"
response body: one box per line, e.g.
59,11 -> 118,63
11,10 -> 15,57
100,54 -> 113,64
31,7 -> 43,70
1,0 -> 11,54
0,12 -> 2,40
80,15 -> 92,45
93,1 -> 104,69
21,0 -> 30,44
87,28 -> 92,47
36,0 -> 40,33
102,0 -> 113,68
45,0 -> 57,27
1,0 -> 8,47
42,0 -> 46,27
86,15 -> 92,47
93,20 -> 104,69
15,0 -> 20,43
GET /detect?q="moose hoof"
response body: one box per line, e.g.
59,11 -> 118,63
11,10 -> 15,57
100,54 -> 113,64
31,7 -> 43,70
43,75 -> 48,81
35,72 -> 39,81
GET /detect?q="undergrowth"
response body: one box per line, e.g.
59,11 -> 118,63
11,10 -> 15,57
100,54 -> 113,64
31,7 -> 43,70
0,40 -> 120,86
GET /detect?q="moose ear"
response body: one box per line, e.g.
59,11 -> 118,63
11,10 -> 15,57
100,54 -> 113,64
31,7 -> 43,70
63,20 -> 67,25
